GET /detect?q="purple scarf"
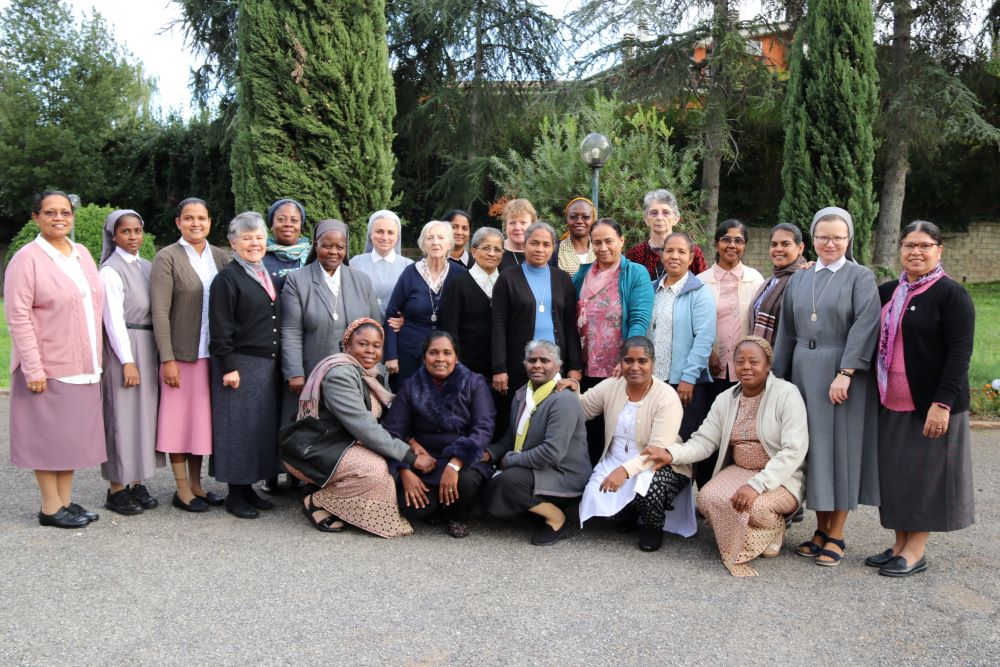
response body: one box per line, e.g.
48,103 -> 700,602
877,264 -> 946,400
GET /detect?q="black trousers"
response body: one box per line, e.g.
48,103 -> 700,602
582,375 -> 606,466
693,377 -> 736,489
398,468 -> 486,523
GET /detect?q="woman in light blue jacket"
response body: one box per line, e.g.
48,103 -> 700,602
646,232 -> 716,441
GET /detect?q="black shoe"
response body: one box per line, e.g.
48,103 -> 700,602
66,503 -> 99,523
194,491 -> 224,506
38,507 -> 90,528
615,513 -> 640,534
638,526 -> 664,552
225,496 -> 259,519
865,548 -> 897,568
172,492 -> 210,513
127,484 -> 158,509
260,477 -> 280,494
879,555 -> 928,577
287,475 -> 304,490
105,489 -> 143,516
530,521 -> 569,546
244,486 -> 274,510
785,505 -> 806,528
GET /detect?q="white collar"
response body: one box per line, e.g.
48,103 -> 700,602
657,271 -> 688,294
35,235 -> 80,262
324,266 -> 342,288
372,249 -> 397,263
816,256 -> 848,273
115,246 -> 140,263
469,263 -> 498,282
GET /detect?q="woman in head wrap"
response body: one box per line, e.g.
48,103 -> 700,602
350,210 -> 414,319
553,197 -> 596,275
98,209 -> 163,516
5,190 -> 106,528
262,198 -> 310,294
652,336 -> 809,576
772,206 -> 881,567
208,212 -> 283,518
280,218 -> 381,399
150,197 -> 230,513
748,223 -> 809,345
284,318 -> 435,536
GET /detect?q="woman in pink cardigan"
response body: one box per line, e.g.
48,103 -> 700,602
4,190 -> 107,528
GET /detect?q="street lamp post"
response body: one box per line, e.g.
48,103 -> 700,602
68,193 -> 81,242
579,132 -> 612,217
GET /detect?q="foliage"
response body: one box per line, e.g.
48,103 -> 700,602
0,0 -> 156,239
490,94 -> 701,247
779,0 -> 880,262
970,384 -> 1000,419
966,281 -> 1000,390
231,0 -> 397,254
5,204 -> 157,264
171,0 -> 239,107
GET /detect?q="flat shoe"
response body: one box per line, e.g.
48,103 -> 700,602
172,492 -> 210,513
865,548 -> 897,568
447,521 -> 470,538
127,484 -> 158,510
105,489 -> 143,516
879,555 -> 928,577
38,507 -> 89,528
67,503 -> 99,523
260,477 -> 280,494
531,521 -> 569,546
243,486 -> 274,510
194,491 -> 224,506
225,499 -> 258,519
638,526 -> 664,552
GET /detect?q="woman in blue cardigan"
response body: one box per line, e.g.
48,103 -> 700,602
571,218 -> 654,464
384,221 -> 467,390
646,232 -> 717,443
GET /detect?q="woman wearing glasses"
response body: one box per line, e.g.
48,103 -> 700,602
773,207 -> 881,567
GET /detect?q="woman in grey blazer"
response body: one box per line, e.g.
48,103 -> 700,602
280,219 -> 381,406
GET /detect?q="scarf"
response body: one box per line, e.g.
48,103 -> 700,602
577,261 -> 620,333
297,352 -> 395,421
514,376 -> 559,452
266,236 -> 311,265
416,258 -> 450,293
233,253 -> 276,301
876,264 -> 946,401
557,238 -> 595,275
749,255 -> 806,344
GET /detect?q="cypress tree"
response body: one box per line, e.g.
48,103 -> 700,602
231,0 -> 396,247
779,0 -> 879,262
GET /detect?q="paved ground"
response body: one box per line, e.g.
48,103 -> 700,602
0,398 -> 997,666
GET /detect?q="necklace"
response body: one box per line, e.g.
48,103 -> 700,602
810,267 -> 838,322
326,271 -> 341,320
427,283 -> 441,323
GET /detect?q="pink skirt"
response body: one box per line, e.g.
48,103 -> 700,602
9,367 -> 106,471
156,359 -> 212,455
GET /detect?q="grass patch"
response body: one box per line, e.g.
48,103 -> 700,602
966,282 -> 1000,388
0,299 -> 8,388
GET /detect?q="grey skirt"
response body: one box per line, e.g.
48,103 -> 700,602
877,408 -> 975,532
210,354 -> 281,484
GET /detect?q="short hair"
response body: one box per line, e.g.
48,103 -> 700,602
442,209 -> 471,224
770,222 -> 803,245
901,220 -> 943,246
715,218 -> 749,243
471,226 -> 504,248
502,198 -> 537,224
32,190 -> 71,214
663,231 -> 693,253
618,336 -> 655,362
227,211 -> 268,241
417,220 -> 455,255
176,197 -> 208,219
523,339 -> 561,367
591,217 -> 623,238
525,221 -> 557,246
421,330 -> 460,358
643,189 -> 679,217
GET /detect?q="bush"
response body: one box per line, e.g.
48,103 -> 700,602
6,203 -> 157,264
970,384 -> 1000,420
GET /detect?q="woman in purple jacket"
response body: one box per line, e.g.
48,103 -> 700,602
382,332 -> 496,538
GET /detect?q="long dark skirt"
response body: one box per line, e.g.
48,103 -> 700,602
210,354 -> 281,484
878,409 -> 975,532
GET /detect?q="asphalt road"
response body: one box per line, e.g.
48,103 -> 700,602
0,398 -> 997,666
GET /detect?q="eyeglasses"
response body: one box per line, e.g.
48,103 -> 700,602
814,235 -> 849,245
719,236 -> 745,245
476,245 -> 503,255
900,242 -> 939,252
39,209 -> 74,219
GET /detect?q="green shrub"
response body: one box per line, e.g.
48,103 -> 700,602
970,384 -> 1000,420
6,204 -> 157,264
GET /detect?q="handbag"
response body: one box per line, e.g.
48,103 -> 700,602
277,416 -> 352,487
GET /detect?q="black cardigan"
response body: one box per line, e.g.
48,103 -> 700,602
491,263 -> 582,376
438,271 -> 493,376
209,262 -> 281,373
878,276 -> 974,417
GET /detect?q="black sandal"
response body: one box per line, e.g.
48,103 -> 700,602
796,529 -> 828,558
302,495 -> 344,533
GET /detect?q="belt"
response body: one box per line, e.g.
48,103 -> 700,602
125,323 -> 154,330
797,340 -> 846,350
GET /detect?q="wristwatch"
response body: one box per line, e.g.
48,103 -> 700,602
447,462 -> 462,472
837,369 -> 855,377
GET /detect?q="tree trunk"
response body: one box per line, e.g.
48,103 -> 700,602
873,0 -> 915,269
468,0 -> 484,161
699,0 -> 730,240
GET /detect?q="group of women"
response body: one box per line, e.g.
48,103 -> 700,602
5,188 -> 976,580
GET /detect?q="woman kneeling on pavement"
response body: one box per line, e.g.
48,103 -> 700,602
282,318 -> 435,536
649,336 -> 808,576
481,340 -> 590,546
573,337 -> 694,553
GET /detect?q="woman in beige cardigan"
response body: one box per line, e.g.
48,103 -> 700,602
572,337 -> 695,553
648,336 -> 808,576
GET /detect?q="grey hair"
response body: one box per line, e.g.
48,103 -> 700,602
227,211 -> 268,241
471,226 -> 504,248
525,221 -> 557,246
643,189 -> 680,217
523,339 -> 562,367
618,336 -> 656,362
417,220 -> 455,255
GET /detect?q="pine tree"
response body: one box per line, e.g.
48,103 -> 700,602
231,0 -> 396,247
779,0 -> 880,263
